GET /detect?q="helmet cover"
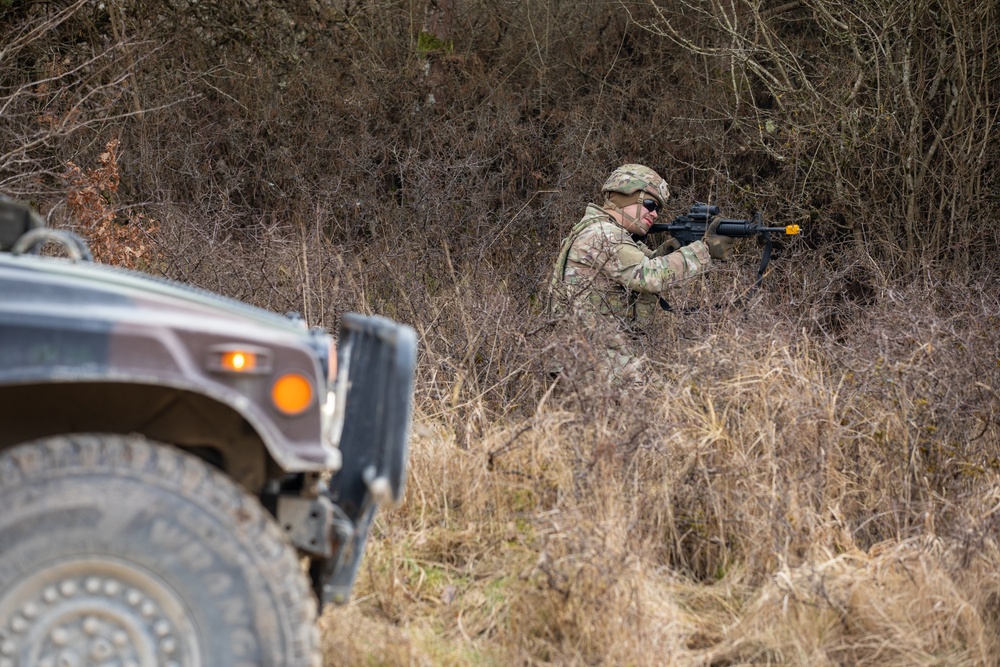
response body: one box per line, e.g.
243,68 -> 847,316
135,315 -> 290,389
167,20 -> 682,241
601,164 -> 670,209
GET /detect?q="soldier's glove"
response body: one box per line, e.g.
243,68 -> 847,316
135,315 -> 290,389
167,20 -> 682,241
651,236 -> 681,258
703,216 -> 735,261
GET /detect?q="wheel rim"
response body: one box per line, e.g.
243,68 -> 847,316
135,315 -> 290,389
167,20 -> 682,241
0,557 -> 200,667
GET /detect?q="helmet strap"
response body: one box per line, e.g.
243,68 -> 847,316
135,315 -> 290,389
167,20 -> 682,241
603,196 -> 648,236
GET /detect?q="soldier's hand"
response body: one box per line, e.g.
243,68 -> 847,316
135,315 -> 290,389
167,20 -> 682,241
652,236 -> 681,258
703,216 -> 735,261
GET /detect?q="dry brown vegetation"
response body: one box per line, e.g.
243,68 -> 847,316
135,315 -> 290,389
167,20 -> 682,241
2,0 -> 999,664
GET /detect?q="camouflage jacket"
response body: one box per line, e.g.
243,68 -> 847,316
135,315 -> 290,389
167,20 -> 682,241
549,204 -> 712,331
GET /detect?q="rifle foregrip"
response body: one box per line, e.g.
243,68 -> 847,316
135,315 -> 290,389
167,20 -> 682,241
714,220 -> 757,237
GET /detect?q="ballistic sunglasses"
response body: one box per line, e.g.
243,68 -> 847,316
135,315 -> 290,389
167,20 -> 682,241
641,199 -> 661,213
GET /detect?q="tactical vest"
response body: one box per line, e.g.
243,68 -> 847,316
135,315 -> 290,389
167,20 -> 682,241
549,207 -> 658,331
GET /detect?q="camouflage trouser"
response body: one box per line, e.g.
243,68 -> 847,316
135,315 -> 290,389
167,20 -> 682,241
601,331 -> 645,386
549,315 -> 645,387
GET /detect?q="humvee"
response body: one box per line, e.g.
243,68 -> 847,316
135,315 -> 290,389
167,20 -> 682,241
0,199 -> 416,666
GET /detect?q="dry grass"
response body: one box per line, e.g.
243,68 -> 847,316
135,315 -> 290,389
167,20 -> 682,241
306,259 -> 1000,666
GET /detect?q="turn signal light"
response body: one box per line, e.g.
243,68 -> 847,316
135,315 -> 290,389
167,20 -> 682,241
272,373 -> 314,415
785,225 -> 801,235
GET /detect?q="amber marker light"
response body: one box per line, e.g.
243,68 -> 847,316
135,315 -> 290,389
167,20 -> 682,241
272,373 -> 314,415
207,345 -> 271,375
222,350 -> 256,372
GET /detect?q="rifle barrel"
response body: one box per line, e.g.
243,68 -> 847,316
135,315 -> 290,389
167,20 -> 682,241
754,226 -> 799,235
646,223 -> 799,236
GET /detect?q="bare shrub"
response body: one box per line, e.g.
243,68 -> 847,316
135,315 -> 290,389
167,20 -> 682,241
64,138 -> 159,269
638,0 -> 1000,277
0,1 -> 153,197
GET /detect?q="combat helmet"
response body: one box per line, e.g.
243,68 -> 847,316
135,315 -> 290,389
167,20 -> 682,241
602,164 -> 670,210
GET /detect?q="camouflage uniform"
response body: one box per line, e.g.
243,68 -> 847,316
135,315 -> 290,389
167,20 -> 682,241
548,165 -> 712,381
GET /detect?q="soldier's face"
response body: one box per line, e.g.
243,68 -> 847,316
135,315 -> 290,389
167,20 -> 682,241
624,200 -> 658,233
639,200 -> 659,225
618,201 -> 657,236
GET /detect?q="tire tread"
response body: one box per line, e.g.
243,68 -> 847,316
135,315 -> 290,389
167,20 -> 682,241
0,434 -> 322,667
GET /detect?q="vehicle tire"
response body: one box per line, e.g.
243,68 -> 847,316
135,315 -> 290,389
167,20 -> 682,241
0,434 -> 321,667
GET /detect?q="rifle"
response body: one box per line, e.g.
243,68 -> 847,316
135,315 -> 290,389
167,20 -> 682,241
647,202 -> 800,293
647,202 -> 799,245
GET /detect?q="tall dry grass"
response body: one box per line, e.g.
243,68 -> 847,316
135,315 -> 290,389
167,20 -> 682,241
304,255 -> 1000,666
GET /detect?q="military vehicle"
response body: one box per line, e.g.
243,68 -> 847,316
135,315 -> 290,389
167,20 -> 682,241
0,198 -> 416,666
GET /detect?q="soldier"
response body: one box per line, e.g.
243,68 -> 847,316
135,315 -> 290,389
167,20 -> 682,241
548,163 -> 733,382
